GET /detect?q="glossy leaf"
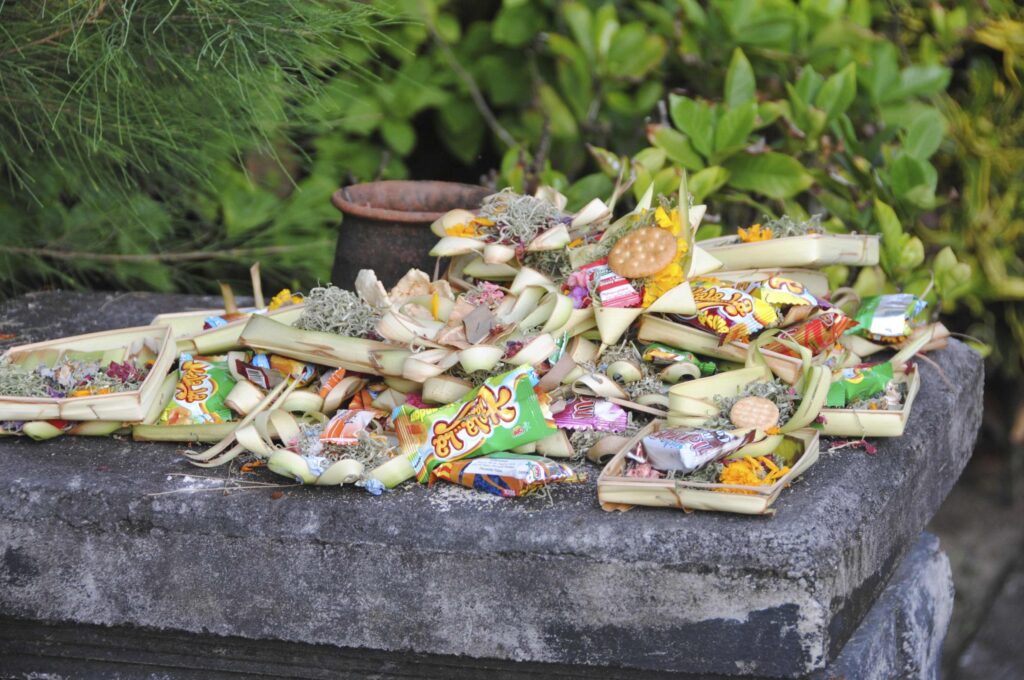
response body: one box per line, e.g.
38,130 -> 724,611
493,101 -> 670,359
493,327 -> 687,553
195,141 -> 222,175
724,152 -> 814,199
724,47 -> 756,107
669,94 -> 714,158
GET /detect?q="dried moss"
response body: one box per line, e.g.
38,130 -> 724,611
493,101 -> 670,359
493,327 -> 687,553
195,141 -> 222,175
761,214 -> 824,238
478,190 -> 565,245
703,378 -> 797,430
294,285 -> 382,338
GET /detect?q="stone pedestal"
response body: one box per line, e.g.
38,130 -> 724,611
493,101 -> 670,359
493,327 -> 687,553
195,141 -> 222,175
0,292 -> 983,678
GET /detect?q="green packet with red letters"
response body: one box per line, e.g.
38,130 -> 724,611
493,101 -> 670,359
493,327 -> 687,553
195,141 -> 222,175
393,365 -> 557,483
826,361 -> 893,408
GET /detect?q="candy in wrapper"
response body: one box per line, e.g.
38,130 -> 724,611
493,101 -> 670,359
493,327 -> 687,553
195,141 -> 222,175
160,354 -> 236,425
394,365 -> 557,483
736,276 -> 818,309
851,294 -> 927,344
553,397 -> 628,432
318,367 -> 346,398
230,352 -> 316,390
641,428 -> 757,474
320,409 -> 376,445
826,361 -> 894,408
682,279 -> 779,343
759,308 -> 858,357
429,453 -> 585,498
596,271 -> 642,308
641,343 -> 717,376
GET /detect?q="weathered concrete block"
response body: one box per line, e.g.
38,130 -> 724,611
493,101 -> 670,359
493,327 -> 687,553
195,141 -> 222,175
0,292 -> 984,677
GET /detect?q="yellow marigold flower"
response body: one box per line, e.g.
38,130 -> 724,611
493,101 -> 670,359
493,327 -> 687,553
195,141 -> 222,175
267,288 -> 303,311
738,223 -> 774,242
717,456 -> 791,495
642,262 -> 684,307
445,222 -> 479,238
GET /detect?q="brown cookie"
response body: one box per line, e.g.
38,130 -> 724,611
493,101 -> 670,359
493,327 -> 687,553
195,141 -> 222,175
729,396 -> 780,430
608,227 -> 678,279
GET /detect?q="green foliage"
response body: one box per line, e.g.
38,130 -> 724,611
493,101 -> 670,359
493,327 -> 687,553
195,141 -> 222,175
0,0 -> 391,297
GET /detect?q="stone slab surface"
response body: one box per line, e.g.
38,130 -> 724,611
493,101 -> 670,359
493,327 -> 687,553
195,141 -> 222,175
954,554 -> 1024,680
0,533 -> 955,680
0,292 -> 984,677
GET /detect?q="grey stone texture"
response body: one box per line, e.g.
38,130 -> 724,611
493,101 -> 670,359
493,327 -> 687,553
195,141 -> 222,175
0,292 -> 984,677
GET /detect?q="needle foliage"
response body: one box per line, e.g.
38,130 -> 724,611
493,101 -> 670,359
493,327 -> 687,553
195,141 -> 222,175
0,0 -> 391,296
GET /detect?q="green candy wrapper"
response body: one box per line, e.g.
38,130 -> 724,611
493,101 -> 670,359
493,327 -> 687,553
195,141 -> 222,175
642,342 -> 717,376
850,294 -> 927,343
159,353 -> 236,425
394,365 -> 557,483
826,361 -> 893,408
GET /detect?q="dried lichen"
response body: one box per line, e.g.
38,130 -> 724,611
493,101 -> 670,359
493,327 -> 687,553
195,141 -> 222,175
478,190 -> 565,245
569,412 -> 645,461
0,356 -> 144,398
294,285 -> 382,338
703,378 -> 797,430
294,421 -> 394,469
522,249 -> 573,282
761,214 -> 824,238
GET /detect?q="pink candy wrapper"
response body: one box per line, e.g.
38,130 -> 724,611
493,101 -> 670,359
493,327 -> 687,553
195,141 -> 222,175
554,397 -> 629,432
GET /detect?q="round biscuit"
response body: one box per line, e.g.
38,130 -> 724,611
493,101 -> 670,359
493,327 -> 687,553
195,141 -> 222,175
608,227 -> 677,279
729,396 -> 780,430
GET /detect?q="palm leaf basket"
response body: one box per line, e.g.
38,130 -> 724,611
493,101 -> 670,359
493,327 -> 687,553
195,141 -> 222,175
638,315 -> 806,384
597,420 -> 820,515
151,305 -> 306,355
0,325 -> 175,421
818,368 -> 921,438
700,233 -> 879,270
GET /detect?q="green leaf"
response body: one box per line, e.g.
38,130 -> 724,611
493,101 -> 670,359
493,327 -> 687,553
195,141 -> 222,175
633,147 -> 667,174
689,166 -> 730,203
873,198 -> 909,274
724,48 -> 756,108
888,154 -> 937,208
606,23 -> 667,78
647,124 -> 704,171
794,65 -> 824,105
588,144 -> 627,177
893,64 -> 952,100
538,84 -> 579,138
561,2 -> 594,60
863,42 -> 900,105
492,4 -> 543,47
593,4 -> 620,61
220,173 -> 279,236
814,63 -> 856,123
381,120 -> 415,155
902,109 -> 945,159
565,173 -> 614,212
668,94 -> 714,158
724,152 -> 814,199
712,101 -> 756,159
652,165 -> 680,197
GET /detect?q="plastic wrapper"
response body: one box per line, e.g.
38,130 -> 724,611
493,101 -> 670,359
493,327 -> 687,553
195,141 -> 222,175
757,309 -> 858,357
160,354 -> 236,425
320,409 -> 376,445
553,397 -> 628,432
229,352 -> 316,390
394,365 -> 557,483
851,294 -> 927,344
681,279 -> 779,343
639,427 -> 757,474
735,275 -> 819,309
429,453 -> 585,498
641,343 -> 717,375
826,361 -> 894,408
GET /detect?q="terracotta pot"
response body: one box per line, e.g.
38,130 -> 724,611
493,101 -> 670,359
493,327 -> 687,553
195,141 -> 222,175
331,180 -> 490,289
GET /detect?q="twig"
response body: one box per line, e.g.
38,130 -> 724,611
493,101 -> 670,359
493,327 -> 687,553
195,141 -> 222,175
424,16 -> 517,149
2,0 -> 109,56
0,243 -> 329,264
146,482 -> 300,497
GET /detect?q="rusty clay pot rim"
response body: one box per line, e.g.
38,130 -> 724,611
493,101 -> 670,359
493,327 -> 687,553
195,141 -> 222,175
331,180 -> 490,224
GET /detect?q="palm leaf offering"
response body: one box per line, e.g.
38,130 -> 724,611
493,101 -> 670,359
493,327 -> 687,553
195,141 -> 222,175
3,181 -> 951,514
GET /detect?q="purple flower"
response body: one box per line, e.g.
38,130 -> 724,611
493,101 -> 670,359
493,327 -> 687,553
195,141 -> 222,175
569,286 -> 590,309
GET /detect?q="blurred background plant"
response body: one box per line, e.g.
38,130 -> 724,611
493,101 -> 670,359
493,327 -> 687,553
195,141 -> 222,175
1,0 -> 1021,390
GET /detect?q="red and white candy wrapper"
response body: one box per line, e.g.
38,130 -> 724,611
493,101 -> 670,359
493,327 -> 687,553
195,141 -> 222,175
554,397 -> 629,432
596,271 -> 642,308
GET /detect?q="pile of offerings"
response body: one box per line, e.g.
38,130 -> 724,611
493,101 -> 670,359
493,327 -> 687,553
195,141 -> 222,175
0,177 -> 950,514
